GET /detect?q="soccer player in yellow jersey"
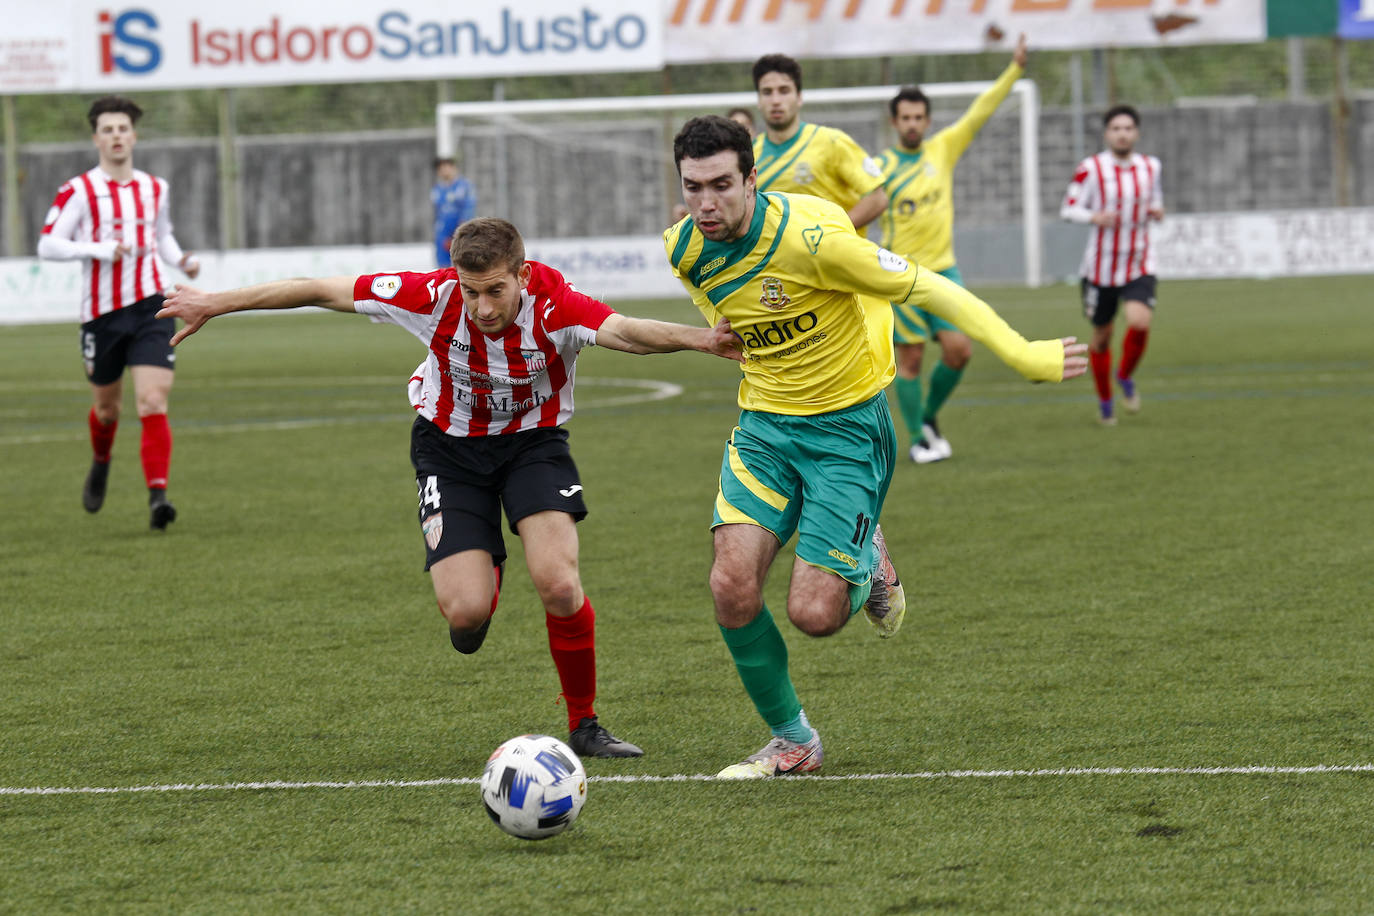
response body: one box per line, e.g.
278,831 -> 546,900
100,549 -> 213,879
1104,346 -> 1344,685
876,35 -> 1028,464
752,54 -> 888,229
665,116 -> 1087,779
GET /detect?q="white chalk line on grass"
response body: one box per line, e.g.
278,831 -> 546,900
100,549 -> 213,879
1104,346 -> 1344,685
5,763 -> 1372,797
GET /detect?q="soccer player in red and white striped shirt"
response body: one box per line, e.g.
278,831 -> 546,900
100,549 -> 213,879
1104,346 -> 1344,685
38,96 -> 201,528
1061,104 -> 1164,425
158,217 -> 741,758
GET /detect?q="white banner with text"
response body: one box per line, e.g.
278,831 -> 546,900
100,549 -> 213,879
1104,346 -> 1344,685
0,0 -> 663,93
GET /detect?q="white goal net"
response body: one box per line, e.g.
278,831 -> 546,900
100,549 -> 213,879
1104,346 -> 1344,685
437,81 -> 1042,288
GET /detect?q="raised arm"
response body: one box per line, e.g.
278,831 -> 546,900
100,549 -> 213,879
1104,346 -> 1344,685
595,313 -> 743,362
157,276 -> 358,345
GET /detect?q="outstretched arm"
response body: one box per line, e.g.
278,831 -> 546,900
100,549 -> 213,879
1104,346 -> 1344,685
157,276 -> 358,345
595,313 -> 743,362
848,187 -> 889,231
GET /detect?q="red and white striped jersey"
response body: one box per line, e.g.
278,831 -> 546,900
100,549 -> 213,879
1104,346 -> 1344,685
1060,151 -> 1163,287
39,167 -> 187,322
352,260 -> 614,437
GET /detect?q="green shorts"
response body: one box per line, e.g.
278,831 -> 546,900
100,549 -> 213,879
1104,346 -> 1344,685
893,264 -> 964,345
712,393 -> 896,585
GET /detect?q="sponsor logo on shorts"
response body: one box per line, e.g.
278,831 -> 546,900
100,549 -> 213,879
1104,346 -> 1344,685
829,548 -> 859,569
371,275 -> 402,299
422,513 -> 443,550
759,276 -> 791,311
559,485 -> 583,498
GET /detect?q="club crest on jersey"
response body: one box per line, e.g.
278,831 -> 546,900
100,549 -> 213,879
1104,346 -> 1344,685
522,350 -> 548,372
422,513 -> 443,550
759,276 -> 791,311
793,161 -> 814,185
370,275 -> 403,299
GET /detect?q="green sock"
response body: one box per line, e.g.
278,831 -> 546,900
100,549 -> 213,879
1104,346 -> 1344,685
894,375 -> 925,444
923,362 -> 965,425
719,605 -> 803,736
848,577 -> 872,618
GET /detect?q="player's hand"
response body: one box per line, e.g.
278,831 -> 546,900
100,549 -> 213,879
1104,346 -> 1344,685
709,318 -> 745,363
180,253 -> 201,280
1147,205 -> 1165,222
1060,337 -> 1089,379
1013,33 -> 1028,69
112,242 -> 134,259
158,284 -> 216,345
1090,211 -> 1121,228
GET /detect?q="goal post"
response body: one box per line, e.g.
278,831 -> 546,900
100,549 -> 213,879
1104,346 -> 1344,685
437,80 -> 1042,287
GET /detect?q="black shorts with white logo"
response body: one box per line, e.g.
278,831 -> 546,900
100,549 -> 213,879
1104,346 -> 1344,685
79,294 -> 174,385
1080,274 -> 1157,327
409,417 -> 588,570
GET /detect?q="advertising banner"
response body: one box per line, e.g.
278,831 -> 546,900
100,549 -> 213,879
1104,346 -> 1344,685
1339,0 -> 1374,39
0,0 -> 663,93
665,0 -> 1266,62
1153,208 -> 1374,279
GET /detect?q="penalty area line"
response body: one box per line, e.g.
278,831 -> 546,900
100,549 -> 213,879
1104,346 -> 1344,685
4,763 -> 1372,797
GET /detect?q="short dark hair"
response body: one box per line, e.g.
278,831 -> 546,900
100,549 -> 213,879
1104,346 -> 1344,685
1103,104 -> 1140,127
725,106 -> 755,126
433,156 -> 456,169
451,218 -> 524,275
673,116 -> 755,177
752,54 -> 802,92
888,86 -> 930,118
87,96 -> 142,131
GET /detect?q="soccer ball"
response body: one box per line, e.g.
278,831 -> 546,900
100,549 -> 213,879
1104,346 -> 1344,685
480,734 -> 587,840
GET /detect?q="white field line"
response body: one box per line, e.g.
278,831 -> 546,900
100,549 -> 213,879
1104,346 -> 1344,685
4,763 -> 1371,797
0,377 -> 683,446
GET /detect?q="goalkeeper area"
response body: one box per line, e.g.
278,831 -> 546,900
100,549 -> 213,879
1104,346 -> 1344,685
437,80 -> 1044,285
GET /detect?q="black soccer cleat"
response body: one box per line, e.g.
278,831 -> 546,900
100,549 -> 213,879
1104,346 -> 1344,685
148,488 -> 177,531
82,460 -> 110,513
449,616 -> 492,655
569,716 -> 644,758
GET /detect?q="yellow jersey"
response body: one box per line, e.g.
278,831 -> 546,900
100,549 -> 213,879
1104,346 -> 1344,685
875,61 -> 1022,271
753,123 -> 885,213
664,191 -> 1063,416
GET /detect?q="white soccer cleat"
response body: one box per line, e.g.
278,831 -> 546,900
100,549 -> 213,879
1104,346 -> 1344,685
910,441 -> 945,464
863,524 -> 906,639
716,729 -> 823,780
921,421 -> 953,460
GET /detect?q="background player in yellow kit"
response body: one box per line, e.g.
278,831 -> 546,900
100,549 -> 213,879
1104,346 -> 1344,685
751,54 -> 888,230
876,35 -> 1028,463
665,115 -> 1086,779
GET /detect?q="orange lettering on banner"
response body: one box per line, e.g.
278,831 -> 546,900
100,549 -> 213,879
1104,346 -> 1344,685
918,0 -> 990,12
1093,0 -> 1150,8
670,0 -> 690,26
730,0 -> 750,21
846,0 -> 864,15
764,0 -> 829,20
1010,0 -> 1070,10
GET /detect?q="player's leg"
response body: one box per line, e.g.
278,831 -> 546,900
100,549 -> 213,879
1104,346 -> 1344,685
710,415 -> 820,778
1082,280 -> 1120,425
502,429 -> 641,758
921,323 -> 972,461
411,416 -> 507,654
1116,277 -> 1157,413
80,315 -> 130,513
890,302 -> 929,461
128,298 -> 179,529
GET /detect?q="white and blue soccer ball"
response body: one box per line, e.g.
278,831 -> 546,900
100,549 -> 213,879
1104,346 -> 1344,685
480,734 -> 587,840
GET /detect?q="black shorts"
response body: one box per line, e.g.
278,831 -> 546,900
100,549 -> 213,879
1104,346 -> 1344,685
79,295 -> 174,385
409,417 -> 588,571
1080,275 -> 1157,327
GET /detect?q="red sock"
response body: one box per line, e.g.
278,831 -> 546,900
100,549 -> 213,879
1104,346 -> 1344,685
1118,327 -> 1149,380
89,409 -> 117,463
490,564 -> 503,616
140,413 -> 172,489
1089,349 -> 1113,402
546,597 -> 596,732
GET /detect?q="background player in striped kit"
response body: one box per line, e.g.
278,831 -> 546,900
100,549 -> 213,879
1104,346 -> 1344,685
39,96 -> 201,529
158,218 -> 741,758
1061,104 -> 1164,425
876,36 -> 1028,463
